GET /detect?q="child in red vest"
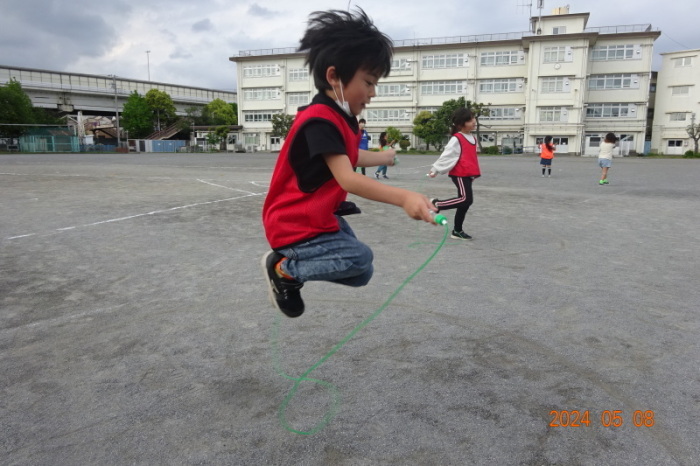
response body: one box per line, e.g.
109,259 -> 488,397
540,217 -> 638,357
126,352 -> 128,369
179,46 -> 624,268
428,108 -> 481,240
539,135 -> 556,177
261,9 -> 437,318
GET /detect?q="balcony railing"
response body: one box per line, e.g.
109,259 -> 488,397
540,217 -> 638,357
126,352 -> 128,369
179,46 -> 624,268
235,23 -> 657,57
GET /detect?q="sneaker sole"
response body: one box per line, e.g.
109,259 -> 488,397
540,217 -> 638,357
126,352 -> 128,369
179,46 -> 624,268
260,251 -> 304,318
260,251 -> 280,311
450,234 -> 473,240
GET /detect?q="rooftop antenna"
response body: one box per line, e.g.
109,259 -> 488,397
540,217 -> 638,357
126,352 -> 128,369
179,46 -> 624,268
536,0 -> 544,34
517,0 -> 533,28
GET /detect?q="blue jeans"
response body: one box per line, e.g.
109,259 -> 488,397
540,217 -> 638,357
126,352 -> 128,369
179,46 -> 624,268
277,216 -> 374,287
376,165 -> 387,176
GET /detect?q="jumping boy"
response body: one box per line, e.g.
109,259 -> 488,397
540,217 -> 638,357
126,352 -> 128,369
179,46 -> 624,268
261,8 -> 436,318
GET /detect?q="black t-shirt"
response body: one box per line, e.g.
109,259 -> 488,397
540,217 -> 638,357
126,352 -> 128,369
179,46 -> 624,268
289,93 -> 359,193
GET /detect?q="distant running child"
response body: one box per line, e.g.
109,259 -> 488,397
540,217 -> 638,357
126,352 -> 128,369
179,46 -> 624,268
356,118 -> 370,175
375,131 -> 396,179
540,135 -> 555,177
428,107 -> 481,240
598,132 -> 617,185
261,8 -> 437,318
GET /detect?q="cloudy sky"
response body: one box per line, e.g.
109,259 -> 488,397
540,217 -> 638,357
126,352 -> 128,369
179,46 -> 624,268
1,0 -> 698,91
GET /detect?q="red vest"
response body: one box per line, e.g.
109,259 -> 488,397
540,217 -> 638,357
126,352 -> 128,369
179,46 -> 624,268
540,143 -> 555,159
262,104 -> 360,249
449,133 -> 481,178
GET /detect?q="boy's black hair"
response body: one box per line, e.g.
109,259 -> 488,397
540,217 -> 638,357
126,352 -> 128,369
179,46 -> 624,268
359,118 -> 366,124
298,8 -> 393,91
450,107 -> 474,134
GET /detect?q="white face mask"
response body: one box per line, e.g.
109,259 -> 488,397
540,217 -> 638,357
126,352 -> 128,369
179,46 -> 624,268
332,83 -> 353,117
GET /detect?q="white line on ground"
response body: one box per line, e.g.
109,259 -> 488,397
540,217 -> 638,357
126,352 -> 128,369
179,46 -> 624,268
196,179 -> 257,194
5,192 -> 267,241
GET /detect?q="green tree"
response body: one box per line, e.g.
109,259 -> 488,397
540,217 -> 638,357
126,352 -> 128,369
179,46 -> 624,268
121,91 -> 154,139
412,110 -> 445,151
434,97 -> 466,137
185,106 -> 206,126
203,98 -> 237,126
464,100 -> 491,152
385,126 -> 402,147
271,113 -> 294,139
145,89 -> 177,131
229,102 -> 238,125
204,126 -> 230,151
415,97 -> 492,152
0,79 -> 35,138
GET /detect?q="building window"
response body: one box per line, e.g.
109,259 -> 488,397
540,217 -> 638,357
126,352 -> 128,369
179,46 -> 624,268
669,113 -> 687,122
243,110 -> 278,123
481,107 -> 519,120
667,140 -> 683,147
541,77 -> 567,93
244,133 -> 260,145
287,92 -> 310,107
377,83 -> 411,97
591,45 -> 636,61
673,57 -> 693,67
243,87 -> 280,101
479,78 -> 519,93
539,107 -> 566,122
586,103 -> 635,118
243,64 -> 280,78
671,85 -> 691,95
420,80 -> 466,95
588,74 -> 635,90
288,68 -> 309,81
366,108 -> 411,122
552,26 -> 566,35
536,136 -> 569,145
391,58 -> 412,71
422,53 -> 466,69
480,51 -> 519,66
543,47 -> 566,63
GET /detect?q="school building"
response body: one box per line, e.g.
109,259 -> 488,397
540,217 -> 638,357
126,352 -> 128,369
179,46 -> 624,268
650,49 -> 700,155
229,8 -> 661,156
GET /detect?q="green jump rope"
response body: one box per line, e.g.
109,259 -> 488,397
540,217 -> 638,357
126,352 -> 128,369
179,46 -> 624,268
272,213 -> 448,435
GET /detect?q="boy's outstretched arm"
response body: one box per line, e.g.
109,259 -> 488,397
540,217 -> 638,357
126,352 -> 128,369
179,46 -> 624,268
355,148 -> 395,167
323,153 -> 437,224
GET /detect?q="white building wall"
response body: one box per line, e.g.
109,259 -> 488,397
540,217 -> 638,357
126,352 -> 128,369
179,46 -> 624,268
651,49 -> 700,154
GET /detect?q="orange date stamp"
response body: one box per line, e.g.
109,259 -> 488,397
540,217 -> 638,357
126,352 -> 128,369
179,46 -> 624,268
549,410 -> 655,427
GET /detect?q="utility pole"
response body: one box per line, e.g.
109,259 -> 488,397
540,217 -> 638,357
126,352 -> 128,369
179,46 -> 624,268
146,50 -> 151,81
109,75 -> 121,147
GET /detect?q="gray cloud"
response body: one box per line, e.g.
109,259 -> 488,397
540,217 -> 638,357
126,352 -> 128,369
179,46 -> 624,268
192,19 -> 214,33
1,0 -> 698,91
248,4 -> 277,18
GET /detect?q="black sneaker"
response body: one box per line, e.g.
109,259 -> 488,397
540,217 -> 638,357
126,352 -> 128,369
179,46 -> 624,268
450,230 -> 473,240
430,198 -> 440,213
261,251 -> 305,317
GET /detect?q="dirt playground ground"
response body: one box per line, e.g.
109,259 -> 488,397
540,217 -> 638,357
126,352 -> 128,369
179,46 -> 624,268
1,152 -> 698,465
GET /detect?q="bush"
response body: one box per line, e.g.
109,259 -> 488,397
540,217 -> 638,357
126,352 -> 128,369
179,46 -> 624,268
683,150 -> 700,158
482,145 -> 500,155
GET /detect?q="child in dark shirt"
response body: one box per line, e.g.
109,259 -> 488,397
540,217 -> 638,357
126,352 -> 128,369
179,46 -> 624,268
261,8 -> 436,317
